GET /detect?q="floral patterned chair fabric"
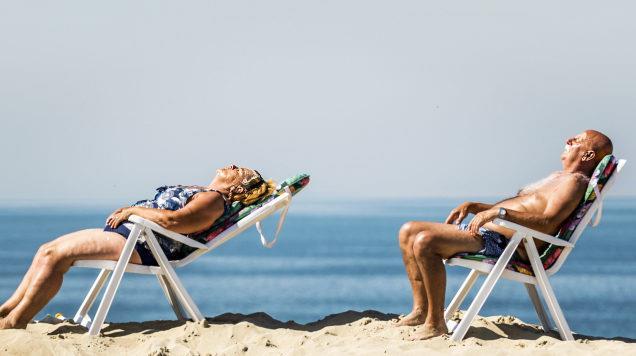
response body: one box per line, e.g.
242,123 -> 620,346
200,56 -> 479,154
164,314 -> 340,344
188,174 -> 310,246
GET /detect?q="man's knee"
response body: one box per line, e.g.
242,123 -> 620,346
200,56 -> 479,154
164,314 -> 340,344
412,231 -> 438,256
398,221 -> 421,247
398,221 -> 415,247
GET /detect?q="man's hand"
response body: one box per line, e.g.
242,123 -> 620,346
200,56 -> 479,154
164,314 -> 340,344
445,202 -> 476,225
106,207 -> 134,228
467,208 -> 499,237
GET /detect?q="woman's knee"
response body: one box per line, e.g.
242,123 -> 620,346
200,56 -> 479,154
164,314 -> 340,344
34,242 -> 65,268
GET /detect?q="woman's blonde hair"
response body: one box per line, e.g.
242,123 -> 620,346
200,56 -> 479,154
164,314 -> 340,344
226,167 -> 277,205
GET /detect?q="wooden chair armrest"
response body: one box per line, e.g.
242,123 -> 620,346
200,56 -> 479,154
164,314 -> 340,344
492,218 -> 573,248
128,215 -> 209,250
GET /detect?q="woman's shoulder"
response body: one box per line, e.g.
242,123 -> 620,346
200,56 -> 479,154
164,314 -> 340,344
187,190 -> 225,206
156,185 -> 208,195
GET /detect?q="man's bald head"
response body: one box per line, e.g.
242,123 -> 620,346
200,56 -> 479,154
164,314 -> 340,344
585,129 -> 613,164
561,130 -> 614,176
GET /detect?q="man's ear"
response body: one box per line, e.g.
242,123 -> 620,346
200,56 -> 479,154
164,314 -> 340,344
582,150 -> 596,162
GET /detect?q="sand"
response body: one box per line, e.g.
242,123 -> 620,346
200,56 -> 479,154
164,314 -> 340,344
0,310 -> 633,355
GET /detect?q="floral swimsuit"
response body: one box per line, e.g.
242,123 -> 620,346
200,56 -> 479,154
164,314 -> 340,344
104,185 -> 227,266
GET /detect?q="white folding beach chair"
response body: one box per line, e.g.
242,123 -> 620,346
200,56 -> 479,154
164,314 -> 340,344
71,174 -> 309,336
443,157 -> 626,342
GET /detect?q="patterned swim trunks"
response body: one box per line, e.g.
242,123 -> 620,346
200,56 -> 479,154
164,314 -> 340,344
457,223 -> 510,257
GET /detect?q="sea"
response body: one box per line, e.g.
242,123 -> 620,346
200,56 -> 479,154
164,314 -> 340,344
0,198 -> 634,339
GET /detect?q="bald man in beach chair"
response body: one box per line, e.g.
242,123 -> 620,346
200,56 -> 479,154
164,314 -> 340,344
396,130 -> 613,339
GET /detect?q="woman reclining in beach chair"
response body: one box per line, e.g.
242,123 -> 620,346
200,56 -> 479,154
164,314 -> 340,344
0,165 -> 276,330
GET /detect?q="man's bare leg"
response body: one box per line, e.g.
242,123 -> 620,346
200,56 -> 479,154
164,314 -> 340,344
0,229 -> 142,329
396,222 -> 430,326
409,222 -> 483,339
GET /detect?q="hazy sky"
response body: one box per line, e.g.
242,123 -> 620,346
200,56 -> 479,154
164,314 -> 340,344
1,1 -> 634,204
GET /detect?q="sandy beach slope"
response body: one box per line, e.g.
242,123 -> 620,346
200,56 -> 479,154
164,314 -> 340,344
0,310 -> 633,355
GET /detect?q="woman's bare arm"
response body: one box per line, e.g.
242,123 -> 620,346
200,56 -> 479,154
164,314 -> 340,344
107,191 -> 225,234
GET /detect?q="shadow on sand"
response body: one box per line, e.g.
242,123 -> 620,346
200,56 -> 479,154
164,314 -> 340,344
47,310 -> 396,337
46,310 -> 636,343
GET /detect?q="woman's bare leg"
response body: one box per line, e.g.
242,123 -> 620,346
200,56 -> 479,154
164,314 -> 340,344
0,229 -> 142,329
0,263 -> 39,317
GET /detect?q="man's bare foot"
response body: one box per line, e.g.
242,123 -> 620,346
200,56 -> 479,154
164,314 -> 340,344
410,322 -> 448,340
395,309 -> 427,326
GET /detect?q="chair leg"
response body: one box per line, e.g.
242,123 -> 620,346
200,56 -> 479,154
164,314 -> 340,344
525,283 -> 552,332
88,224 -> 142,336
523,237 -> 574,341
445,269 -> 480,324
156,274 -> 186,320
73,269 -> 111,327
144,229 -> 204,322
450,234 -> 523,342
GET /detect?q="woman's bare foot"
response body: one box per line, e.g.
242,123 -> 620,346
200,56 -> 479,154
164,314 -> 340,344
0,315 -> 24,330
0,317 -> 12,330
395,307 -> 427,326
410,322 -> 448,340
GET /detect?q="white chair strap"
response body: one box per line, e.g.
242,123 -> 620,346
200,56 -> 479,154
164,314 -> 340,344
256,187 -> 293,248
592,185 -> 603,227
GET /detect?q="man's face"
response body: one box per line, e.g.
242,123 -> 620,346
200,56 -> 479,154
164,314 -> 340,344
561,132 -> 594,165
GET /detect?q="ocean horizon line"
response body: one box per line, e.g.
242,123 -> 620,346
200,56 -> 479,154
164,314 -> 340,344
1,195 -> 635,207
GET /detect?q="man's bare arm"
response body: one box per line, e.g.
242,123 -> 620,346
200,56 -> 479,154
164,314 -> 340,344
445,201 -> 494,225
466,176 -> 587,236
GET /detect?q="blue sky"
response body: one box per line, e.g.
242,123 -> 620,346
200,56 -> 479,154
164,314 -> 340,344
1,1 -> 634,203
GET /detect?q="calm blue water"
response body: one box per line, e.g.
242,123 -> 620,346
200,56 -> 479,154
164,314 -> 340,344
0,199 -> 634,338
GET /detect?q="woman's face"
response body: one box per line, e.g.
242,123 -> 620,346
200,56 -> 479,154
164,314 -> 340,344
214,164 -> 240,185
212,165 -> 262,190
